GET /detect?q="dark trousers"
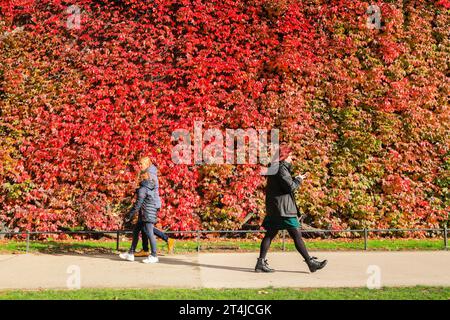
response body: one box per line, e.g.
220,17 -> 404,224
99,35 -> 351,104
141,227 -> 169,252
129,220 -> 157,257
140,209 -> 169,252
259,228 -> 310,261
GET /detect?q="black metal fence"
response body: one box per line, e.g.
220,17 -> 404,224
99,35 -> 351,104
0,227 -> 448,253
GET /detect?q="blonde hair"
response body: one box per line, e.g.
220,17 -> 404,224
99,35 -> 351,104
136,156 -> 155,184
139,156 -> 152,167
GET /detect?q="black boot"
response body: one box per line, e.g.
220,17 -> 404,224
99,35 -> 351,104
255,258 -> 275,273
306,256 -> 327,273
263,259 -> 275,272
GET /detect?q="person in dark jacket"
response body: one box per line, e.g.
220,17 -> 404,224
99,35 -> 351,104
256,143 -> 327,273
133,156 -> 175,256
119,171 -> 159,264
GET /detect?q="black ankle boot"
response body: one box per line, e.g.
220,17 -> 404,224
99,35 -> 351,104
255,258 -> 275,273
306,256 -> 327,273
263,259 -> 275,272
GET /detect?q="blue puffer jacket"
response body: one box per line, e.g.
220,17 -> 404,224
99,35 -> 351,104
127,179 -> 158,223
147,165 -> 161,209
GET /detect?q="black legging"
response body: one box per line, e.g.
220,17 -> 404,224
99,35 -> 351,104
259,228 -> 310,261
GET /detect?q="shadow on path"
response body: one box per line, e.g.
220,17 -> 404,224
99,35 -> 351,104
160,256 -> 310,274
52,252 -> 310,274
9,249 -> 310,274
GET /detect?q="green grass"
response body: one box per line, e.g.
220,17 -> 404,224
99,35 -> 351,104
0,237 -> 446,255
0,286 -> 448,300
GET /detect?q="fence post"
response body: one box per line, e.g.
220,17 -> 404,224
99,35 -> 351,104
26,231 -> 30,253
444,226 -> 448,251
197,231 -> 201,253
116,230 -> 120,251
282,230 -> 286,251
364,228 -> 368,251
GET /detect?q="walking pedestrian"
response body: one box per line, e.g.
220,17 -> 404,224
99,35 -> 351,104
256,143 -> 327,273
133,156 -> 175,256
119,170 -> 159,264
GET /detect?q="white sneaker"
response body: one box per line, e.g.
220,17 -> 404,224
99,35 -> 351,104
142,255 -> 159,264
119,252 -> 135,262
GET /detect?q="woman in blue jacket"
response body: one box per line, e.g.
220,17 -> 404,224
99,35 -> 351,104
119,171 -> 159,264
133,157 -> 175,256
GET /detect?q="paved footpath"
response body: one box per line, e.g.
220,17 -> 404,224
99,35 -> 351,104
0,251 -> 449,290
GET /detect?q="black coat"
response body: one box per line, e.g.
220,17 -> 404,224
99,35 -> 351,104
265,161 -> 303,218
127,179 -> 158,223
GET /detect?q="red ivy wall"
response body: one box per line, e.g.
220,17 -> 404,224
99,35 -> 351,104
0,0 -> 448,233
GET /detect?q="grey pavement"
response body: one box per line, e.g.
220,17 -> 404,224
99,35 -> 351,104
0,251 -> 449,290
